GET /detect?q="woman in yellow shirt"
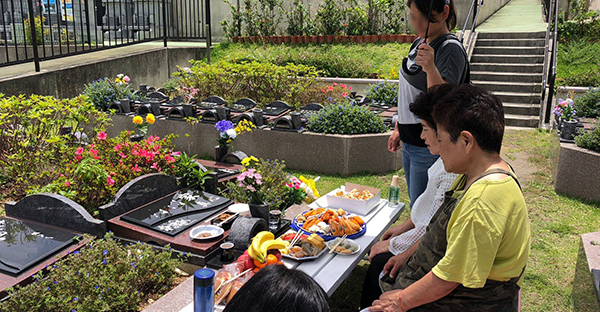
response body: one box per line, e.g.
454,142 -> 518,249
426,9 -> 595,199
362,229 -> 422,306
370,84 -> 530,311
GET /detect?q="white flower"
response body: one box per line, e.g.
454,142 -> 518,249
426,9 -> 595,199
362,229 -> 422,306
226,129 -> 237,139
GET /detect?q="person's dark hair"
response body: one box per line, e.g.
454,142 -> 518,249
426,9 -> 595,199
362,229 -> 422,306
432,84 -> 505,154
223,265 -> 331,312
406,0 -> 457,30
409,83 -> 457,130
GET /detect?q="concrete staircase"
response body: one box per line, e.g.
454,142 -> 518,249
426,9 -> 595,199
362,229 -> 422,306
471,31 -> 546,128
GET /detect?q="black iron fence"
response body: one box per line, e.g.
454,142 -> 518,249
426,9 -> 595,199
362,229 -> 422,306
0,0 -> 211,71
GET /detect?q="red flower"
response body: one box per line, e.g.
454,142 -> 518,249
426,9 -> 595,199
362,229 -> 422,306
65,181 -> 71,187
97,131 -> 107,140
107,176 -> 115,187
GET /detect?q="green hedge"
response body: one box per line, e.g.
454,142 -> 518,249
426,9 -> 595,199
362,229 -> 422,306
306,103 -> 388,134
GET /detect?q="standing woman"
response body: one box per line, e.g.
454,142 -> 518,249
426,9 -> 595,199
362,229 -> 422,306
388,0 -> 469,206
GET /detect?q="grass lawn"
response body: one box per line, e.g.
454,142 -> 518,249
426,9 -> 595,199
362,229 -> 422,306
294,129 -> 600,312
206,43 -> 411,79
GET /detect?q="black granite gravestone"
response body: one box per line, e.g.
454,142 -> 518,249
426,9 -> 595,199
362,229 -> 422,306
263,100 -> 292,116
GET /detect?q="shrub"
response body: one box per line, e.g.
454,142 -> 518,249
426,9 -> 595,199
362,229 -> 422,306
24,16 -> 48,45
0,94 -> 109,200
173,61 -> 322,109
574,88 -> 600,118
556,40 -> 600,87
366,81 -> 398,106
345,5 -> 368,36
286,0 -> 309,36
316,0 -> 346,35
575,123 -> 600,152
306,102 -> 389,134
0,233 -> 181,312
31,132 -> 180,216
557,10 -> 600,43
83,74 -> 140,111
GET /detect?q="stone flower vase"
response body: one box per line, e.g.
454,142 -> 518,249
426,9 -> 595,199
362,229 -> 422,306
560,120 -> 578,141
215,145 -> 230,162
249,203 -> 270,225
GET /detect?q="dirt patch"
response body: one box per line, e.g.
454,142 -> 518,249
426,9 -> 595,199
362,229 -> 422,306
501,150 -> 536,183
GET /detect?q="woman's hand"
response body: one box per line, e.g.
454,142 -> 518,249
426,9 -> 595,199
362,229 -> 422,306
383,252 -> 411,278
388,130 -> 401,152
416,42 -> 435,74
381,226 -> 406,241
369,290 -> 406,312
368,240 -> 391,262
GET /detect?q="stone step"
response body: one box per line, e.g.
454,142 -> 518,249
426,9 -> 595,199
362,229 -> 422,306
473,46 -> 545,56
502,102 -> 541,116
493,91 -> 541,104
471,54 -> 545,64
473,80 -> 542,93
470,63 -> 544,73
505,114 -> 539,128
477,31 -> 547,40
476,38 -> 546,47
470,71 -> 543,83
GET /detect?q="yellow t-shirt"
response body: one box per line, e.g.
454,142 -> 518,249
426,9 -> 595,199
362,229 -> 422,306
431,173 -> 530,288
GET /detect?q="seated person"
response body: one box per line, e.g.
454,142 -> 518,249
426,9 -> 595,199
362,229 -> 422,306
361,84 -> 458,309
370,84 -> 530,311
224,265 -> 331,312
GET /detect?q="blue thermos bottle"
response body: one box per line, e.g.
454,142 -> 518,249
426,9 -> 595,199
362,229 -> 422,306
194,268 -> 215,312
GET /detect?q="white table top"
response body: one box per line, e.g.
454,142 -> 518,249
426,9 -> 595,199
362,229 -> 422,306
180,198 -> 405,312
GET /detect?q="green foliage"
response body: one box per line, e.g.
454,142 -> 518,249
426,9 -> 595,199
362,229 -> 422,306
223,158 -> 291,210
209,42 -> 411,79
557,10 -> 600,43
574,88 -> 600,118
30,132 -> 180,216
556,41 -> 600,87
173,60 -> 322,109
345,5 -> 368,36
286,0 -> 309,36
256,0 -> 284,36
221,0 -> 243,40
0,94 -> 109,200
316,0 -> 346,35
174,152 -> 212,189
366,81 -> 398,106
83,75 -> 140,111
575,123 -> 600,152
306,102 -> 389,134
0,233 -> 181,312
24,16 -> 48,45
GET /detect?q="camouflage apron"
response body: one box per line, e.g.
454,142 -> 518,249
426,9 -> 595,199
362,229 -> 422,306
381,168 -> 524,311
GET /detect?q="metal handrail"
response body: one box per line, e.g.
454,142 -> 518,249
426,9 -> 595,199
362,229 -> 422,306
459,0 -> 484,53
541,0 -> 559,124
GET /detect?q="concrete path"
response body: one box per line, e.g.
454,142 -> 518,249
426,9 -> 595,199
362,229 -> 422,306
477,0 -> 547,32
0,41 -> 207,80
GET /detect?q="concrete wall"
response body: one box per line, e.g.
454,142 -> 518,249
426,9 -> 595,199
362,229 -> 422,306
106,114 -> 403,175
0,45 -> 209,98
555,142 -> 600,203
210,0 -> 512,42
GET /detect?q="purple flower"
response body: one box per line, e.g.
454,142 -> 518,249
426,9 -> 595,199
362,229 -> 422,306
215,120 -> 234,133
103,250 -> 108,256
102,259 -> 107,264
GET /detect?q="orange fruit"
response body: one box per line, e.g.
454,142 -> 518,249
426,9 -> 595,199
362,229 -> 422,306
254,259 -> 267,269
266,254 -> 278,265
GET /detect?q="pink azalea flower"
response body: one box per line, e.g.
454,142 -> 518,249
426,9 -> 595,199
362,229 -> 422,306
165,155 -> 175,163
327,86 -> 334,91
132,164 -> 141,173
65,181 -> 71,187
151,162 -> 160,170
119,152 -> 127,159
97,131 -> 107,140
340,83 -> 346,88
342,93 -> 347,98
114,144 -> 122,152
107,176 -> 115,187
333,82 -> 337,86
349,86 -> 352,91
247,185 -> 256,192
172,151 -> 181,157
76,147 -> 84,156
321,89 -> 325,92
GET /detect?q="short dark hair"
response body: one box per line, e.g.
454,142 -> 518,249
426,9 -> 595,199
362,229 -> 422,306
223,265 -> 331,312
432,84 -> 505,154
406,0 -> 458,30
409,83 -> 457,130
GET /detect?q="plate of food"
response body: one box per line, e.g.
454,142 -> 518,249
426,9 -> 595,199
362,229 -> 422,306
278,230 -> 327,261
290,208 -> 366,241
326,238 -> 360,255
189,224 -> 224,240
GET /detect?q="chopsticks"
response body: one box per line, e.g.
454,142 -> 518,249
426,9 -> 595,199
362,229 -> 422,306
286,230 -> 304,252
215,268 -> 252,295
329,234 -> 348,254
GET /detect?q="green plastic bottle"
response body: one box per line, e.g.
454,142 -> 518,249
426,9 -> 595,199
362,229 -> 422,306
388,175 -> 400,206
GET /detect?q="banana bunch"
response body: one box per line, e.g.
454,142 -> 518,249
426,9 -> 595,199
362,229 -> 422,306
247,231 -> 287,263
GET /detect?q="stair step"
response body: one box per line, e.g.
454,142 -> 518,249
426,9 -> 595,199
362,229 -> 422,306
502,103 -> 541,116
473,80 -> 542,93
476,38 -> 546,47
505,114 -> 539,128
473,46 -> 545,56
471,63 -> 544,73
471,54 -> 544,64
477,31 -> 547,40
493,91 -> 541,104
470,71 -> 543,83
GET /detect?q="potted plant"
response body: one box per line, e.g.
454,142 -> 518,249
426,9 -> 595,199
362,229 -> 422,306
554,98 -> 579,141
131,113 -> 155,141
214,119 -> 255,161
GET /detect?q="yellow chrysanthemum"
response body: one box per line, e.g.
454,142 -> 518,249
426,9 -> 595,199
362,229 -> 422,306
146,114 -> 155,124
241,156 -> 259,167
133,116 -> 143,125
299,176 -> 320,198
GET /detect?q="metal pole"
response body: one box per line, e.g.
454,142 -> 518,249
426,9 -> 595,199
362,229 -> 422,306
27,0 -> 41,71
162,0 -> 167,46
205,25 -> 211,63
84,0 -> 92,47
205,0 -> 211,45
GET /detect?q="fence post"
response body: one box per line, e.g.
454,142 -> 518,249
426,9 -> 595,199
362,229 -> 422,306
205,0 -> 211,63
26,0 -> 40,72
162,0 -> 167,47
